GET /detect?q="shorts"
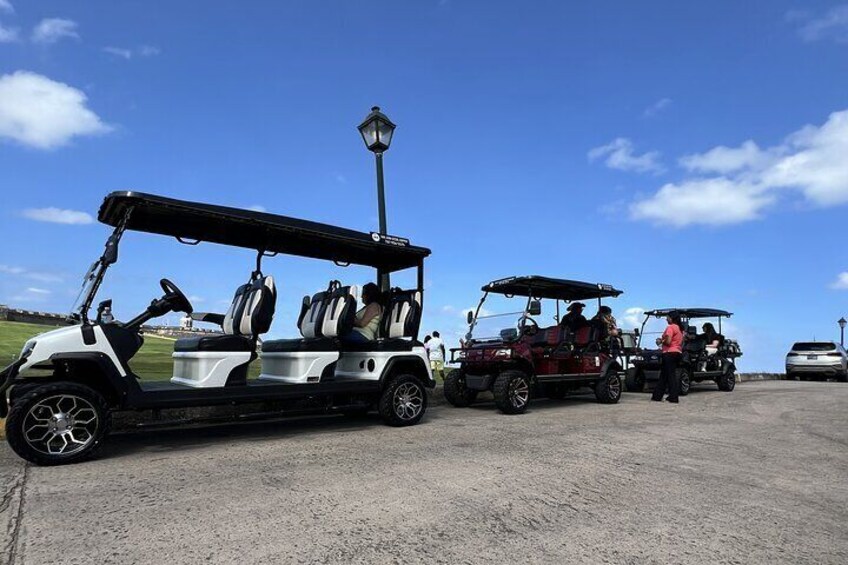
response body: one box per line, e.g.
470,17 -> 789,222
430,360 -> 444,372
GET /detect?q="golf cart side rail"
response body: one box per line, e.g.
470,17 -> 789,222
481,275 -> 623,301
99,191 -> 431,271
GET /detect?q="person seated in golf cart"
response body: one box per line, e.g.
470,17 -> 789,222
591,305 -> 620,341
342,282 -> 384,343
560,302 -> 587,332
700,322 -> 725,356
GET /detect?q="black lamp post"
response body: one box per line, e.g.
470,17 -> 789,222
839,317 -> 846,346
358,106 -> 396,290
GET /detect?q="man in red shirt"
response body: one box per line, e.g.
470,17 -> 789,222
651,312 -> 684,403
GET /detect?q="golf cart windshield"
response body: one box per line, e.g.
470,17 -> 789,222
467,310 -> 527,342
68,210 -> 128,322
68,261 -> 100,321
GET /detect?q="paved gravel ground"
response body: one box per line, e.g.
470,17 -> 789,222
2,380 -> 847,565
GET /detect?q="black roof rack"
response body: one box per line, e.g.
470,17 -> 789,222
481,275 -> 623,301
98,191 -> 430,271
644,308 -> 733,319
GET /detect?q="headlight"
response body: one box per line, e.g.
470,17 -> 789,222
456,350 -> 467,359
630,355 -> 643,362
494,349 -> 512,358
20,340 -> 36,360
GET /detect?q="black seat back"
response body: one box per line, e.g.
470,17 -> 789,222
221,275 -> 276,338
298,291 -> 330,339
238,275 -> 276,337
381,289 -> 421,339
321,285 -> 357,338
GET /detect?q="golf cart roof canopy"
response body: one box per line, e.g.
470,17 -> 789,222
644,308 -> 733,319
481,276 -> 623,301
98,191 -> 430,271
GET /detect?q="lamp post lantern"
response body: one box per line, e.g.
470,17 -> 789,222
358,106 -> 397,290
839,317 -> 846,346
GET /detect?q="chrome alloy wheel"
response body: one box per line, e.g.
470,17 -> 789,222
393,382 -> 424,421
23,395 -> 99,456
509,377 -> 530,409
607,374 -> 622,399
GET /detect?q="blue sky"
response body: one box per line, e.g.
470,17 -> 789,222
1,1 -> 847,371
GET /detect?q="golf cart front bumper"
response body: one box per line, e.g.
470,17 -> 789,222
0,356 -> 28,418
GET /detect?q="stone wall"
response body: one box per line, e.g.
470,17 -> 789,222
0,305 -> 223,339
0,305 -> 67,326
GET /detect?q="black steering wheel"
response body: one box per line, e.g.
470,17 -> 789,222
519,315 -> 539,335
159,278 -> 193,314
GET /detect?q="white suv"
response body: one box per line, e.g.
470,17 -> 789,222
785,342 -> 848,382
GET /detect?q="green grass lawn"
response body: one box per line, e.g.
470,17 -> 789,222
0,320 -> 260,382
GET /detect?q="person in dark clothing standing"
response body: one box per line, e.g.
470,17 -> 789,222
652,312 -> 684,403
560,302 -> 587,332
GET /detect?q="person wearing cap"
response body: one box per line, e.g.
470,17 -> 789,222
560,302 -> 587,332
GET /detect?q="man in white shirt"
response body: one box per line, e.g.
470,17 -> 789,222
428,331 -> 446,382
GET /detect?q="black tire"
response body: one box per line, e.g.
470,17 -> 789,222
6,381 -> 111,466
717,369 -> 736,392
678,368 -> 691,397
594,371 -> 622,404
493,370 -> 531,414
784,374 -> 795,381
837,373 -> 848,383
624,368 -> 645,392
378,374 -> 427,427
443,370 -> 478,408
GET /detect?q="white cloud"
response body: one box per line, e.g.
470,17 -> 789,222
643,97 -> 671,118
0,20 -> 17,42
0,1 -> 13,14
830,272 -> 848,290
103,45 -> 161,59
32,18 -> 79,45
22,207 -> 94,225
790,5 -> 848,43
631,177 -> 773,227
0,264 -> 63,282
26,287 -> 50,295
103,46 -> 132,59
620,307 -> 646,329
588,138 -> 664,174
631,109 -> 848,226
679,140 -> 774,174
247,205 -> 266,212
0,71 -> 112,149
139,45 -> 160,56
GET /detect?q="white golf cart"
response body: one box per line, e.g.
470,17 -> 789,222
1,192 -> 434,465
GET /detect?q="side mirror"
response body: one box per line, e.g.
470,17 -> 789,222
528,300 -> 541,316
102,235 -> 119,265
467,310 -> 474,325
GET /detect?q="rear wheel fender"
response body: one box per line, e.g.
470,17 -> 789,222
379,356 -> 433,389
